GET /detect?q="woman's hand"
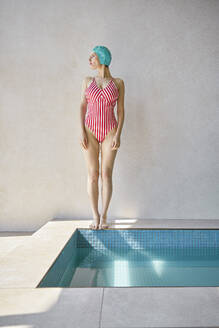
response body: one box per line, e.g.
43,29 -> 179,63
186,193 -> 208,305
112,134 -> 120,150
80,130 -> 88,149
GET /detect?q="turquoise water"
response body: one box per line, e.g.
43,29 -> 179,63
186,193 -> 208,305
37,229 -> 219,287
68,247 -> 219,287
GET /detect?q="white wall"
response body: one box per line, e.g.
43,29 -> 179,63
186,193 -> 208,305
0,0 -> 218,231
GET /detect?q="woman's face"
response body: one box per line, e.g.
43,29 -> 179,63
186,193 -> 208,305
89,52 -> 100,69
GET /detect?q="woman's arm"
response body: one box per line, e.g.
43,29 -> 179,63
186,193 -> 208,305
80,77 -> 88,132
116,79 -> 125,138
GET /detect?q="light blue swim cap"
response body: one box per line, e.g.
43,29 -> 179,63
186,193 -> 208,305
93,45 -> 112,66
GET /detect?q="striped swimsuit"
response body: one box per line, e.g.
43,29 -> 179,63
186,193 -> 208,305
84,77 -> 119,143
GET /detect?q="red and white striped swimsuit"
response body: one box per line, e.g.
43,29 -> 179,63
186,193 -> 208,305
84,77 -> 119,143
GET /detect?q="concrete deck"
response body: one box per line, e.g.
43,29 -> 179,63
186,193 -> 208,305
0,218 -> 219,327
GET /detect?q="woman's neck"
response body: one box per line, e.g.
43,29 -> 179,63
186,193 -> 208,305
96,66 -> 112,79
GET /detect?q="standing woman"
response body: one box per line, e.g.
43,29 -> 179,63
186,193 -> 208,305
80,45 -> 125,230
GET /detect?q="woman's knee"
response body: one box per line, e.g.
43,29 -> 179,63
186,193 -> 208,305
101,168 -> 113,181
88,169 -> 100,183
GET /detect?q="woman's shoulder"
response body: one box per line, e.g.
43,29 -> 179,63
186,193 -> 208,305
83,76 -> 93,89
113,77 -> 125,90
85,76 -> 93,81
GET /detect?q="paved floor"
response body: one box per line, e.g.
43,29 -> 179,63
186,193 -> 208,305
0,231 -> 33,260
0,219 -> 219,328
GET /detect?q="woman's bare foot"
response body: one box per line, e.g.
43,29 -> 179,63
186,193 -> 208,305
99,215 -> 109,229
89,215 -> 100,230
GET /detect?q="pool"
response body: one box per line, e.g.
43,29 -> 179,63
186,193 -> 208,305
37,229 -> 219,288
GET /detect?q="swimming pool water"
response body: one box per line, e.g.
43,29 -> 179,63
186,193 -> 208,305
37,229 -> 219,287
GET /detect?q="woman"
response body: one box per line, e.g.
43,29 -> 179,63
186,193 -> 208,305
80,45 -> 125,230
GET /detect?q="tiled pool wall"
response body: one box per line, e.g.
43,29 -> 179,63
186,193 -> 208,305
37,231 -> 78,287
77,229 -> 219,249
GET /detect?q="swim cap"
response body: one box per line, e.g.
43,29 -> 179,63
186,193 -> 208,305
93,46 -> 112,66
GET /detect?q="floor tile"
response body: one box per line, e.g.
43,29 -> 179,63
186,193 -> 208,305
101,287 -> 219,327
0,288 -> 103,328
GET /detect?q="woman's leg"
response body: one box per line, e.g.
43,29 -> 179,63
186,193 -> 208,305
100,127 -> 118,229
82,126 -> 101,230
